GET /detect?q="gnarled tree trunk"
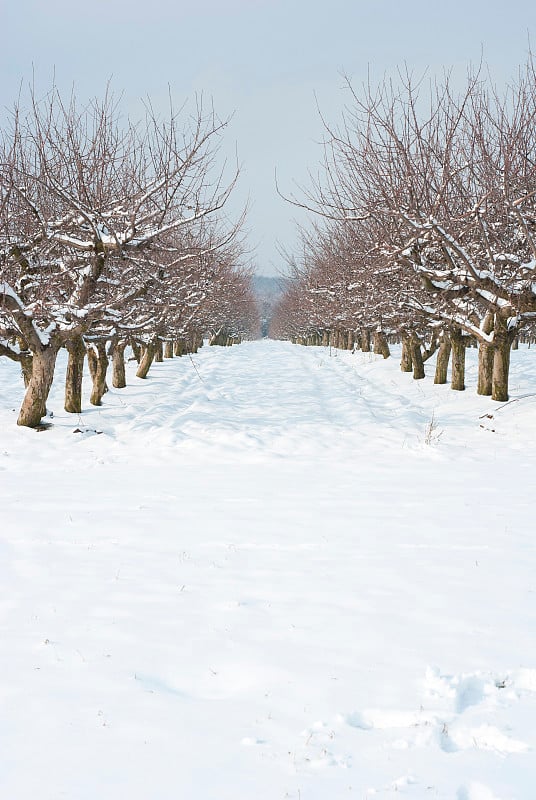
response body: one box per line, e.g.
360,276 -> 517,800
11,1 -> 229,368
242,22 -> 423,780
21,353 -> 33,388
112,341 -> 127,388
64,335 -> 86,413
409,332 -> 425,380
492,315 -> 514,402
136,340 -> 156,379
89,342 -> 109,406
361,328 -> 371,352
434,336 -> 451,385
17,343 -> 60,428
477,313 -> 494,396
450,328 -> 466,391
132,342 -> 141,363
400,334 -> 413,373
373,329 -> 390,359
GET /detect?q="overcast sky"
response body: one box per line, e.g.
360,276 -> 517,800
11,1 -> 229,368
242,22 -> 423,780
2,0 -> 535,275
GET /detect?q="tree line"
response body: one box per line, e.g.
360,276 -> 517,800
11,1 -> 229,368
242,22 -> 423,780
272,60 -> 536,401
0,86 -> 258,427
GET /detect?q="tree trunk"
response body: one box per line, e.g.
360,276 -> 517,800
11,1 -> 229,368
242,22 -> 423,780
130,341 -> 141,363
112,342 -> 127,389
373,330 -> 390,359
492,316 -> 514,402
174,338 -> 185,356
400,335 -> 413,372
434,337 -> 451,385
90,342 -> 109,406
410,332 -> 425,380
136,340 -> 156,379
477,342 -> 494,396
361,328 -> 371,352
64,335 -> 86,413
450,328 -> 466,391
17,344 -> 60,428
477,313 -> 494,396
155,339 -> 164,362
21,353 -> 33,388
164,341 -> 174,358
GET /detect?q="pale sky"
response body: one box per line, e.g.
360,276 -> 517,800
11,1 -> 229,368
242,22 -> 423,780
2,0 -> 535,275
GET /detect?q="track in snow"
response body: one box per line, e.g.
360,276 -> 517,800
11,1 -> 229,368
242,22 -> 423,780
1,339 -> 536,800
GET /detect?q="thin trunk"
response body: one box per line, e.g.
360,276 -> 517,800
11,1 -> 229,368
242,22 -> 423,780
131,342 -> 141,363
450,328 -> 466,391
434,337 -> 451,385
477,342 -> 494,396
373,330 -> 390,359
410,333 -> 425,380
17,344 -> 59,428
422,334 -> 439,362
64,335 -> 86,413
136,341 -> 156,379
90,342 -> 109,406
477,313 -> 495,396
492,316 -> 514,402
87,347 -> 97,382
112,342 -> 127,389
400,335 -> 413,372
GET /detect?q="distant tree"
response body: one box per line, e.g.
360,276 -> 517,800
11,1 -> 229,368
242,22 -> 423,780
280,59 -> 536,400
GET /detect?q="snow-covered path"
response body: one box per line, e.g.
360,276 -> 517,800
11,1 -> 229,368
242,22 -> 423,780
1,341 -> 536,800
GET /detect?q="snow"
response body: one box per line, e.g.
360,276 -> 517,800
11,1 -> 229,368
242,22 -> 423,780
1,340 -> 536,799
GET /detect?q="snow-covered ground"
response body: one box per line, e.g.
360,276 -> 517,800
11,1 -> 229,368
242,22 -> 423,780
1,340 -> 536,800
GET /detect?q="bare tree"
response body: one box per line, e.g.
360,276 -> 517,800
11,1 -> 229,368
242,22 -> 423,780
0,85 -> 237,425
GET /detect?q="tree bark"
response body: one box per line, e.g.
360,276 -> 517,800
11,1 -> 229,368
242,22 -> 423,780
434,337 -> 451,384
492,316 -> 514,402
90,342 -> 109,406
450,328 -> 466,391
64,335 -> 86,413
477,313 -> 494,396
136,340 -> 156,379
112,342 -> 127,388
409,332 -> 425,379
131,341 -> 141,363
155,339 -> 164,362
400,335 -> 413,372
477,342 -> 494,396
361,328 -> 371,352
21,353 -> 33,388
373,330 -> 390,359
17,344 -> 60,428
164,340 -> 174,358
